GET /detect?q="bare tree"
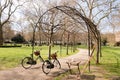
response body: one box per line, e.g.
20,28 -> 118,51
74,0 -> 119,64
3,22 -> 15,42
111,9 -> 120,32
0,0 -> 25,45
40,8 -> 64,59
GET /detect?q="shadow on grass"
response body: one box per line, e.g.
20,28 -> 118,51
63,74 -> 95,80
50,68 -> 69,77
81,74 -> 95,80
111,76 -> 120,80
49,68 -> 96,80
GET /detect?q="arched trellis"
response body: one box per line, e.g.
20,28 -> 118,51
35,6 -> 101,64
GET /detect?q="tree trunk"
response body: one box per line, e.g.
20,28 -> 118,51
99,33 -> 102,57
48,26 -> 53,60
60,40 -> 62,56
96,30 -> 101,64
48,43 -> 51,60
66,33 -> 70,55
38,30 -> 42,46
73,34 -> 76,52
0,25 -> 3,46
96,38 -> 100,64
88,28 -> 91,72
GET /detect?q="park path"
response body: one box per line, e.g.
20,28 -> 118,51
0,49 -> 110,80
0,49 -> 89,80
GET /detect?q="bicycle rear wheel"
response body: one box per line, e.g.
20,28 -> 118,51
42,60 -> 51,74
21,57 -> 32,69
53,59 -> 61,69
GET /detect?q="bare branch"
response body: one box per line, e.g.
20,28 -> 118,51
84,0 -> 90,10
1,0 -> 10,12
75,1 -> 87,17
96,14 -> 109,26
92,10 -> 103,20
1,1 -> 26,27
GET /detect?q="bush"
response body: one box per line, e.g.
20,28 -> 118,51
11,34 -> 25,43
114,42 -> 120,46
0,45 -> 22,48
102,38 -> 107,46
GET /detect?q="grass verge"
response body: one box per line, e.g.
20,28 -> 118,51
99,46 -> 120,76
78,45 -> 120,76
0,45 -> 78,70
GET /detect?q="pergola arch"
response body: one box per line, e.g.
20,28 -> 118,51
36,6 -> 101,64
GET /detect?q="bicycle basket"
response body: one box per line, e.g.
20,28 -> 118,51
34,51 -> 40,56
51,53 -> 57,59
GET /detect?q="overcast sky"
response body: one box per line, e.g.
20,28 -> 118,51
1,0 -> 120,33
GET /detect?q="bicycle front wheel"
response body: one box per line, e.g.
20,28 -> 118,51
53,59 -> 61,69
21,57 -> 32,69
42,60 -> 51,74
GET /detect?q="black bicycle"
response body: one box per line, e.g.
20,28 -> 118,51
42,51 -> 61,74
21,51 -> 61,74
21,50 -> 44,69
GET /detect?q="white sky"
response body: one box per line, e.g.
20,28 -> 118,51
1,0 -> 120,33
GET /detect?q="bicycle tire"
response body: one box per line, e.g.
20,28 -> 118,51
21,57 -> 32,69
42,60 -> 51,74
53,59 -> 61,69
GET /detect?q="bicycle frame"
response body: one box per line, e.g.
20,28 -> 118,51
35,55 -> 44,62
30,51 -> 44,63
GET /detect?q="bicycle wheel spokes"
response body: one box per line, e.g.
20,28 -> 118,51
53,59 -> 61,69
42,60 -> 51,74
21,57 -> 32,69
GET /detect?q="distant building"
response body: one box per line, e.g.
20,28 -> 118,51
115,31 -> 120,42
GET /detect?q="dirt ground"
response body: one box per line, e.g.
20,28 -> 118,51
0,49 -> 118,80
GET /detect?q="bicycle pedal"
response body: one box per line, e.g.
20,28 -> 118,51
47,65 -> 51,69
27,62 -> 31,64
32,61 -> 37,65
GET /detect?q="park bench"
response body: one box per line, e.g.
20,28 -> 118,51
66,58 -> 81,75
66,47 -> 96,76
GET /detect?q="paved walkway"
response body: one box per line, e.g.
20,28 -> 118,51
0,49 -> 89,80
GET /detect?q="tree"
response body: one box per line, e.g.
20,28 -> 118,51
3,22 -> 15,42
11,34 -> 25,43
60,16 -> 81,55
0,0 -> 24,45
102,38 -> 107,46
74,0 -> 119,64
40,8 -> 63,59
110,9 -> 120,32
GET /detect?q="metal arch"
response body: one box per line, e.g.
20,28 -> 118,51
36,6 -> 99,40
36,6 -> 101,64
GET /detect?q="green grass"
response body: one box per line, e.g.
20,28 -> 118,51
54,45 -> 120,80
77,44 -> 88,49
100,46 -> 120,76
0,45 -> 77,70
1,44 -> 119,76
75,45 -> 120,76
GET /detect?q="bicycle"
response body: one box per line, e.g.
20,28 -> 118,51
42,51 -> 61,74
21,50 -> 61,74
21,50 -> 44,69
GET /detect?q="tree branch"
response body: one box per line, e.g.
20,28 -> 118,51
75,1 -> 87,17
1,1 -> 26,27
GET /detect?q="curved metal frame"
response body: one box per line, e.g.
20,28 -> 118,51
35,6 -> 101,66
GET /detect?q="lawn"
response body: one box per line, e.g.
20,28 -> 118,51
0,45 -> 77,70
0,45 -> 120,76
78,45 -> 120,76
100,46 -> 120,76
